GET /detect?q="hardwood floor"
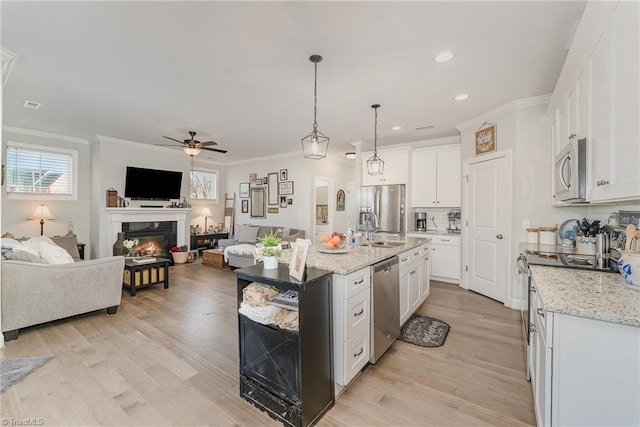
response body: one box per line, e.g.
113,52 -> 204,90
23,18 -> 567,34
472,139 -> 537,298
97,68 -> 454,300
1,261 -> 535,426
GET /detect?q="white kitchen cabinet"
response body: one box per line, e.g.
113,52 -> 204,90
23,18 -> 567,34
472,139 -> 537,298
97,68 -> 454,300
398,250 -> 415,325
361,150 -> 408,186
529,277 -> 640,427
428,234 -> 460,283
332,267 -> 371,386
419,244 -> 430,303
589,1 -> 640,202
410,147 -> 461,208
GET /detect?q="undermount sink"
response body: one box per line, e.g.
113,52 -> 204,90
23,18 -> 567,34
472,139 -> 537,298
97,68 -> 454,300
360,241 -> 406,248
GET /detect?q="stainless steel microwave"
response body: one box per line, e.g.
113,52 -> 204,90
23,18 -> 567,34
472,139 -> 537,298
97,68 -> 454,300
554,138 -> 586,203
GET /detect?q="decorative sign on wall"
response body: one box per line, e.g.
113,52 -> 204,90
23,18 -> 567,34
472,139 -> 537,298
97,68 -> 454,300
268,173 -> 279,205
475,121 -> 497,155
268,207 -> 279,214
279,181 -> 294,195
239,182 -> 250,198
336,189 -> 345,211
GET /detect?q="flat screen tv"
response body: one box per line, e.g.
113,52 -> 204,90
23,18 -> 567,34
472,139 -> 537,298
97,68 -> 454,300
124,166 -> 183,200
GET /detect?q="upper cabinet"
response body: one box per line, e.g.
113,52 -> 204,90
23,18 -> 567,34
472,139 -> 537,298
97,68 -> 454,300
361,149 -> 408,186
549,1 -> 639,203
410,146 -> 460,208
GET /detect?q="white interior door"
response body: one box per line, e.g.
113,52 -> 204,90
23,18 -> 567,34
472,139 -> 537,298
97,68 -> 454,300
466,155 -> 508,302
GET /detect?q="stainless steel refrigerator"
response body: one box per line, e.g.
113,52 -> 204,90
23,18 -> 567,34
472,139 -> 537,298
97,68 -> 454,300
357,184 -> 405,233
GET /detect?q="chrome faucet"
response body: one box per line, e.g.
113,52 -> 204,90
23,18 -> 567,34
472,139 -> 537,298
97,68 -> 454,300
365,212 -> 380,241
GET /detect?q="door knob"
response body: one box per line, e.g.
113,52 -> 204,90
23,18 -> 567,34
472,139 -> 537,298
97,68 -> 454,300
496,234 -> 504,239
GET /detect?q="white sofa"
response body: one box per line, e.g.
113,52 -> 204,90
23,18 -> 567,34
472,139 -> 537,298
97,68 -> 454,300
1,236 -> 125,341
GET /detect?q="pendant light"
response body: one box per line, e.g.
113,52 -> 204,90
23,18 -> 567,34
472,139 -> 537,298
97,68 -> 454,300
366,104 -> 385,175
301,55 -> 329,159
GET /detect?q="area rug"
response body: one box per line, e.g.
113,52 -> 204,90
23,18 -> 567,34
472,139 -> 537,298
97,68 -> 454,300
399,314 -> 450,347
0,356 -> 54,393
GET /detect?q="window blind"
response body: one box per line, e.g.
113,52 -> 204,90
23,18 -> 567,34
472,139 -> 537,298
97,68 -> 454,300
6,144 -> 74,195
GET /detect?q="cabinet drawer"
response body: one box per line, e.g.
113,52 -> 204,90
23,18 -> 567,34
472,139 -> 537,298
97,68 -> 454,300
398,250 -> 416,269
532,288 -> 554,347
343,329 -> 369,385
427,235 -> 460,246
344,289 -> 370,342
344,267 -> 371,300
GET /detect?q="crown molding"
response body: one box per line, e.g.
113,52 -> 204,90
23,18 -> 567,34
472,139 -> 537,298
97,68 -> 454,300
455,94 -> 551,131
3,125 -> 89,144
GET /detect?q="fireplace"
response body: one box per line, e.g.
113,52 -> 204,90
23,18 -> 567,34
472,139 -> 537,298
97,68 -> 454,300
123,221 -> 177,258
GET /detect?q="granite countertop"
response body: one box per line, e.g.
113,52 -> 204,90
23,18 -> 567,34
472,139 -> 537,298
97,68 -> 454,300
279,236 -> 430,275
530,265 -> 640,327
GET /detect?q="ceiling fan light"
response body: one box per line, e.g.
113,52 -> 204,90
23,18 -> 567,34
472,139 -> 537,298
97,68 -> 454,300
183,146 -> 201,156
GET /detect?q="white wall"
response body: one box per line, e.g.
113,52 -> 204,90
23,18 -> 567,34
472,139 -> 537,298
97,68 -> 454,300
1,127 -> 92,247
224,151 -> 357,237
458,99 -> 588,307
92,136 -> 223,258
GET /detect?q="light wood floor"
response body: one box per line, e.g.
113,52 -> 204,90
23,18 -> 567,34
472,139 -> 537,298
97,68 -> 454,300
1,261 -> 535,426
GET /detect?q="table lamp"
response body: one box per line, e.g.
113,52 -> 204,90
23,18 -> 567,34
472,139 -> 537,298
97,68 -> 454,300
201,206 -> 213,233
30,204 -> 54,236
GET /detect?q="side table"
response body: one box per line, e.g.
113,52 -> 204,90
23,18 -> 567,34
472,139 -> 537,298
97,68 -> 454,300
123,257 -> 170,296
202,248 -> 228,269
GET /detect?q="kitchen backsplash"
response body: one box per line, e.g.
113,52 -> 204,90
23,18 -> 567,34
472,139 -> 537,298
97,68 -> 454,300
411,207 -> 459,231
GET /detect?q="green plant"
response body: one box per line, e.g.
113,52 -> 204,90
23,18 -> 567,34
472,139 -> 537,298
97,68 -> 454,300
258,232 -> 282,258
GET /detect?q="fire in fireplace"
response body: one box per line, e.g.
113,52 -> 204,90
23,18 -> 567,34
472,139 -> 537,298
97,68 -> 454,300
122,221 -> 177,258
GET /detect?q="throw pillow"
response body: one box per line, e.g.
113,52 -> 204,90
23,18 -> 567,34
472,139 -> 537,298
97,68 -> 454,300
9,249 -> 45,263
39,241 -> 74,264
274,228 -> 284,238
50,235 -> 81,260
237,225 -> 260,243
1,237 -> 20,249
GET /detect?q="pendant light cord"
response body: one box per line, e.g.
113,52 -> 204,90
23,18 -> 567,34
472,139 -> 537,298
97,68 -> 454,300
313,61 -> 318,133
374,106 -> 378,154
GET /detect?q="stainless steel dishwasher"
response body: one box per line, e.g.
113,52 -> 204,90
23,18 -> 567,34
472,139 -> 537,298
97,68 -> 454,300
370,256 -> 400,363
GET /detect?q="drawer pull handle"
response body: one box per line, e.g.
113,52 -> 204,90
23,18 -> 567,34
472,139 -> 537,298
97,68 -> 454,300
531,285 -> 536,293
354,278 -> 365,285
529,323 -> 536,333
354,308 -> 364,317
401,257 -> 408,262
537,308 -> 545,318
441,239 -> 450,242
354,347 -> 364,358
414,252 -> 420,256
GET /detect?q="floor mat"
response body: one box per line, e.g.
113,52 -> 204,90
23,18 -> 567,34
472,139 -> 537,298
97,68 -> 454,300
398,314 -> 450,347
1,356 -> 54,393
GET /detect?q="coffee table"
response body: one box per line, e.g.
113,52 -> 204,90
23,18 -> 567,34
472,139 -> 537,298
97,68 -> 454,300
202,249 -> 228,269
123,257 -> 170,296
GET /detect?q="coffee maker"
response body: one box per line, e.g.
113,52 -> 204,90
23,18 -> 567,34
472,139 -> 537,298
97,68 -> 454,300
415,213 -> 427,231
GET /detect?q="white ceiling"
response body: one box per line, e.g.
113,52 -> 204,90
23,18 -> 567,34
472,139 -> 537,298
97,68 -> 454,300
1,1 -> 586,162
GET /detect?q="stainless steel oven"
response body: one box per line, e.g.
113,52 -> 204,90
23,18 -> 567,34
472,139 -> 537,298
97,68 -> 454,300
554,138 -> 586,203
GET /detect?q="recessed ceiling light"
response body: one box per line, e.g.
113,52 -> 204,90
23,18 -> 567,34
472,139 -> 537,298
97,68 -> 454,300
345,152 -> 356,160
23,100 -> 41,110
454,93 -> 469,101
433,51 -> 455,63
391,126 -> 402,131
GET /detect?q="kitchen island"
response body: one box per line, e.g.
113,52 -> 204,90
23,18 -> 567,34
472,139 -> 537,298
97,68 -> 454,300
528,265 -> 639,426
279,236 -> 429,275
280,236 -> 431,392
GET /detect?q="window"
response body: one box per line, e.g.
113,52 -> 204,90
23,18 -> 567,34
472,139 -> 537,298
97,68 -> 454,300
6,142 -> 78,200
190,169 -> 218,201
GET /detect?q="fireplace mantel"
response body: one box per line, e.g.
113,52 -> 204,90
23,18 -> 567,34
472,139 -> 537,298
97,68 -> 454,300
106,208 -> 191,248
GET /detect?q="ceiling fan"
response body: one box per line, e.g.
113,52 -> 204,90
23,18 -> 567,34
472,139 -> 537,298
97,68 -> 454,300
159,131 -> 228,156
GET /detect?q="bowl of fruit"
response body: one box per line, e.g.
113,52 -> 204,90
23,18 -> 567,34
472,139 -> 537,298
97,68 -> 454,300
320,233 -> 347,252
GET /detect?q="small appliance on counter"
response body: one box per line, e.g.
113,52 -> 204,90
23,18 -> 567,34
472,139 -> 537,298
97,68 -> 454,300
447,209 -> 461,234
415,212 -> 427,231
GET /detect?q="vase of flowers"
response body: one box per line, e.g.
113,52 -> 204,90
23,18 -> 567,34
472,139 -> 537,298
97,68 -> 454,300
257,232 -> 282,270
123,238 -> 139,257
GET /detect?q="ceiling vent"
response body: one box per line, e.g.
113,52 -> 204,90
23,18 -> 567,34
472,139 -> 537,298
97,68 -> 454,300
415,125 -> 435,131
23,100 -> 41,110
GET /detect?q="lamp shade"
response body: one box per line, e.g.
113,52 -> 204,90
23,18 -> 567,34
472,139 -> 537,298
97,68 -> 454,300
200,206 -> 213,217
30,204 -> 54,220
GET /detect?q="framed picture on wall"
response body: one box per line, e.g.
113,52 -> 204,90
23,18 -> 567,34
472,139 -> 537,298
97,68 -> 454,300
475,122 -> 497,155
241,199 -> 248,213
239,182 -> 250,198
280,169 -> 288,181
268,172 -> 279,205
278,181 -> 294,195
